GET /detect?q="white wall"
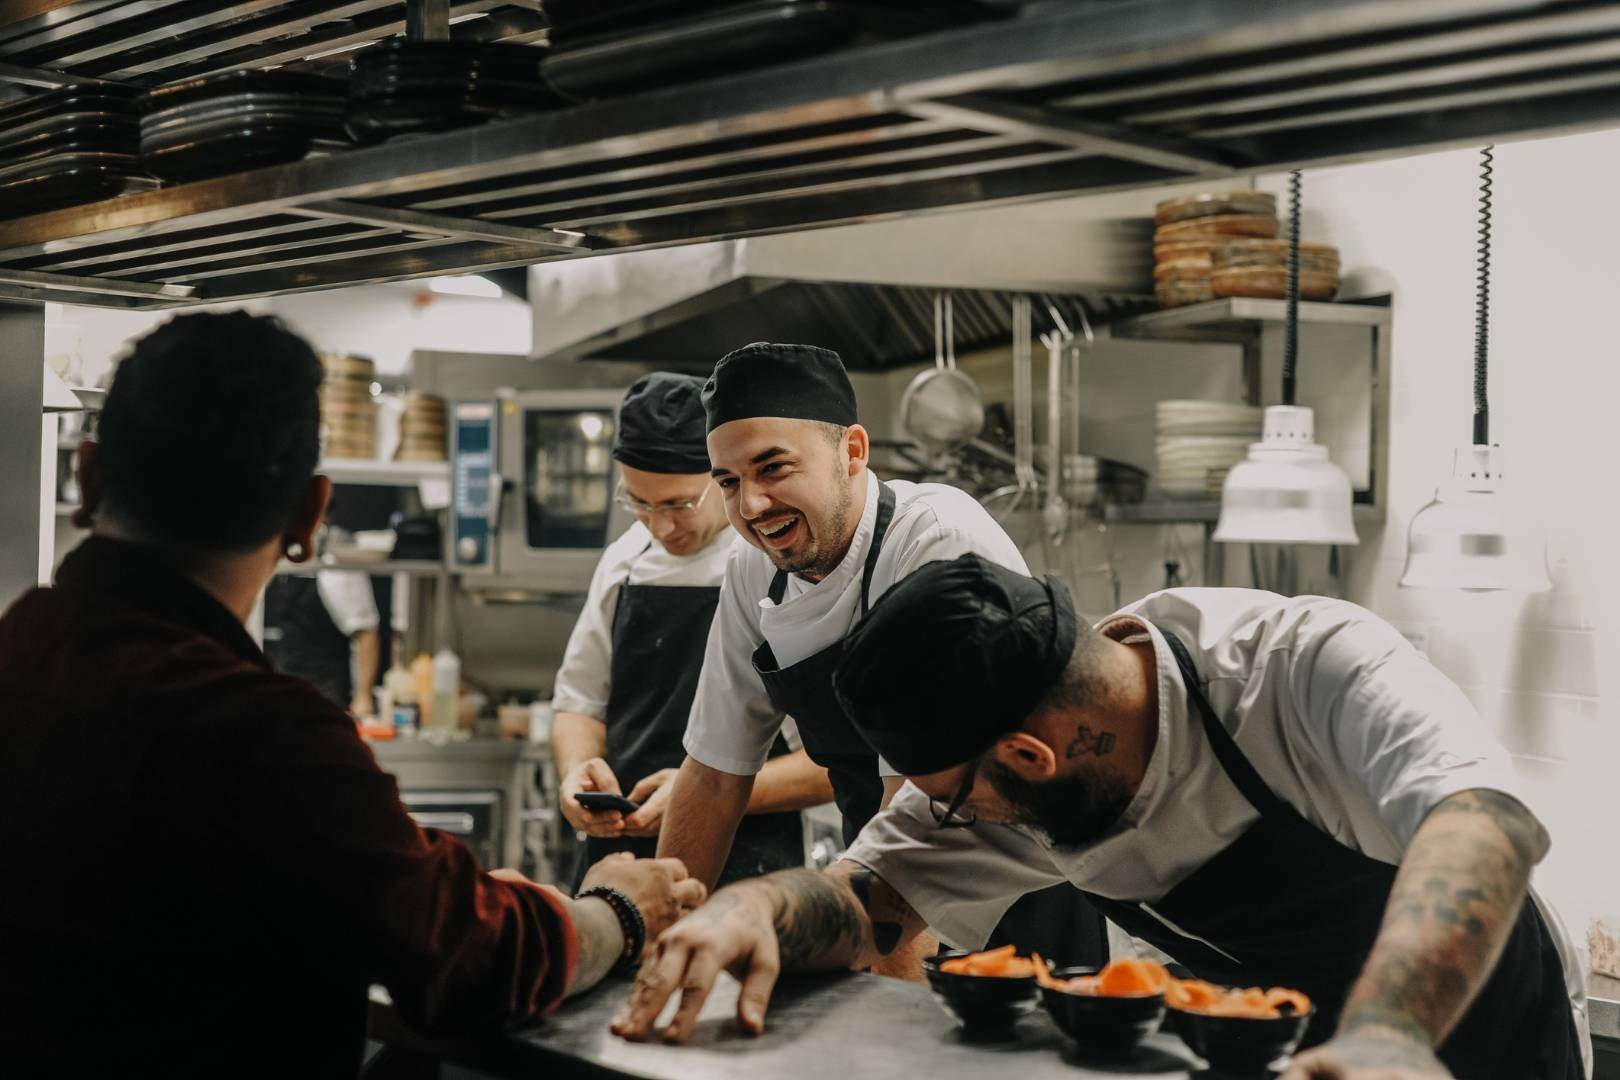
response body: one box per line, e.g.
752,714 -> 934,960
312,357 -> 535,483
1241,134 -> 1620,945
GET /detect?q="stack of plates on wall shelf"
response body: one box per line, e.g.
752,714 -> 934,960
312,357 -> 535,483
396,394 -> 448,462
345,40 -> 563,144
542,0 -> 1002,101
1153,191 -> 1278,308
1063,454 -> 1148,509
139,71 -> 350,183
321,354 -> 377,460
1211,238 -> 1341,301
0,85 -> 150,219
1155,400 -> 1263,500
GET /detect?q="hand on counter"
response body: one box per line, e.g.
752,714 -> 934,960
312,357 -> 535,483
1280,1027 -> 1451,1079
582,852 -> 708,949
621,768 -> 678,838
562,757 -> 628,837
612,883 -> 781,1044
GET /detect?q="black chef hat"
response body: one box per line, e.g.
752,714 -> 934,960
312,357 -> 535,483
833,554 -> 1079,776
702,342 -> 858,434
613,372 -> 710,474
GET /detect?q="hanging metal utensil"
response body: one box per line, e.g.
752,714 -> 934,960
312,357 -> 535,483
900,291 -> 984,466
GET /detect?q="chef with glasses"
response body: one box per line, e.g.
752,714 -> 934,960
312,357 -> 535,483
551,373 -> 833,888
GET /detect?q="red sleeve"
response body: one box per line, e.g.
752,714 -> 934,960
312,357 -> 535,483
186,672 -> 577,1035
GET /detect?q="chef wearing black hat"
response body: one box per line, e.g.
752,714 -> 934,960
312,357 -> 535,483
551,372 -> 832,888
613,555 -> 1588,1080
653,342 -> 1028,888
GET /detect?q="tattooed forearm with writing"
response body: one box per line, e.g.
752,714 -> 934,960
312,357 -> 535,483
1337,788 -> 1549,1054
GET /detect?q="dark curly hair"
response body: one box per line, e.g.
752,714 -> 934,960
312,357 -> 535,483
97,311 -> 322,553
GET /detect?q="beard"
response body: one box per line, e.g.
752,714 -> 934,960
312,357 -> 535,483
757,465 -> 853,580
983,756 -> 1134,851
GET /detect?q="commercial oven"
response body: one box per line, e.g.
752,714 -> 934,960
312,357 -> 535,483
450,389 -> 634,595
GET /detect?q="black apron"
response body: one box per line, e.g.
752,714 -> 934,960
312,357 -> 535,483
262,575 -> 352,707
752,482 -> 896,848
1079,628 -> 1581,1079
578,551 -> 803,890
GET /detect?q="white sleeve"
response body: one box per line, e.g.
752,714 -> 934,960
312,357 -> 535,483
682,547 -> 785,776
889,521 -> 1029,581
389,572 -> 410,634
550,550 -> 622,721
1289,604 -> 1543,849
315,571 -> 379,636
844,783 -> 1066,950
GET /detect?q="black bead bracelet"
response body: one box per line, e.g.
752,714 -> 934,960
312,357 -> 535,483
576,884 -> 646,976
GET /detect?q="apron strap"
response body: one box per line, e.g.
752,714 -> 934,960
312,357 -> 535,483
1157,626 -> 1290,819
765,480 -> 898,612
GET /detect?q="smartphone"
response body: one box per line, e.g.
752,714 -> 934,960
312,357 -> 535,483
574,792 -> 640,814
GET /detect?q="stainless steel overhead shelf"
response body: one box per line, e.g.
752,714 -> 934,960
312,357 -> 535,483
6,0 -> 1620,309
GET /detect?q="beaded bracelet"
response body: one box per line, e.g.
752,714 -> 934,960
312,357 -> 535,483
576,884 -> 646,976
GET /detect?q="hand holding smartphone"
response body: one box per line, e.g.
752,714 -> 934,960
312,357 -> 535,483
574,791 -> 640,815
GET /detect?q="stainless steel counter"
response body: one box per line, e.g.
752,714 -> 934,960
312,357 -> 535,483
372,971 -> 1205,1079
1591,973 -> 1620,1042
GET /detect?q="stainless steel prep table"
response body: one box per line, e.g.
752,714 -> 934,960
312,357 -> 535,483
368,971 -> 1206,1079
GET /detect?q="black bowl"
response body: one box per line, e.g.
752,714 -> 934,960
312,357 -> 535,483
921,951 -> 1039,1034
1169,1005 -> 1313,1073
1040,966 -> 1165,1055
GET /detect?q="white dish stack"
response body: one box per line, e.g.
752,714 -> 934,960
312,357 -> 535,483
1155,400 -> 1264,500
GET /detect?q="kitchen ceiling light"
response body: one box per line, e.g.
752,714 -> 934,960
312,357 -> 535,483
1400,147 -> 1548,591
1401,446 -> 1547,591
1216,171 -> 1358,546
1213,405 -> 1357,544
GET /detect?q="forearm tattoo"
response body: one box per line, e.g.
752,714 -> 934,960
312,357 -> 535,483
764,869 -> 869,970
1340,789 -> 1547,1045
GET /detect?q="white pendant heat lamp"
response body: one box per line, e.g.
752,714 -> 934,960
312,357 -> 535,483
1400,147 -> 1549,592
1215,172 -> 1359,547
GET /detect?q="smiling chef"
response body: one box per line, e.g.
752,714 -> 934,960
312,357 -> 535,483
616,554 -> 1589,1080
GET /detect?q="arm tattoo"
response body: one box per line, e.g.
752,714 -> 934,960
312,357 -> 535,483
764,869 -> 869,970
1340,789 -> 1548,1046
848,869 -> 904,956
1065,726 -> 1116,758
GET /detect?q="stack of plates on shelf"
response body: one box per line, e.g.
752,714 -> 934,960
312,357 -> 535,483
1153,191 -> 1278,309
321,354 -> 377,460
1212,238 -> 1341,301
0,85 -> 149,220
1064,454 -> 1148,509
396,394 -> 448,462
139,71 -> 349,183
543,0 -> 1000,101
1155,400 -> 1263,500
346,40 -> 563,144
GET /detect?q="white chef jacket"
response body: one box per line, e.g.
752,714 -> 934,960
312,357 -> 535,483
552,521 -> 739,721
314,570 -> 409,635
844,587 -> 1589,1071
682,471 -> 1028,776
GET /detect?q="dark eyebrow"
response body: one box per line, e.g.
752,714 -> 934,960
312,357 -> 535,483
750,446 -> 790,465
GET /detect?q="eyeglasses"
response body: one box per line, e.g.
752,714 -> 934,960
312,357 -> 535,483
614,482 -> 711,520
927,758 -> 980,829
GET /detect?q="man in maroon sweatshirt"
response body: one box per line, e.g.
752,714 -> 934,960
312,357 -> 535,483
0,312 -> 703,1077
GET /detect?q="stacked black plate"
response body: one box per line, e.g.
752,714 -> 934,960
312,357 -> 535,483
0,85 -> 146,219
542,0 -> 1010,101
346,40 -> 563,144
139,71 -> 350,183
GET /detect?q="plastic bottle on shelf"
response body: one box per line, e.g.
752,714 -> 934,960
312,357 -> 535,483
432,648 -> 461,736
410,652 -> 435,730
385,656 -> 417,738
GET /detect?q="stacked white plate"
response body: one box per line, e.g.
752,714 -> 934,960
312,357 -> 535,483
1156,400 -> 1263,499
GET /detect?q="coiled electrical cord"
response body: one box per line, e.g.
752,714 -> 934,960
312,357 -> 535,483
1283,169 -> 1302,406
1474,145 -> 1494,445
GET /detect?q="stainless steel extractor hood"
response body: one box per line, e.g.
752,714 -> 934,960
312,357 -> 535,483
529,192 -> 1168,369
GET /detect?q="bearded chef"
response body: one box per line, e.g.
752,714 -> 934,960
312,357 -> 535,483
616,556 -> 1588,1080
